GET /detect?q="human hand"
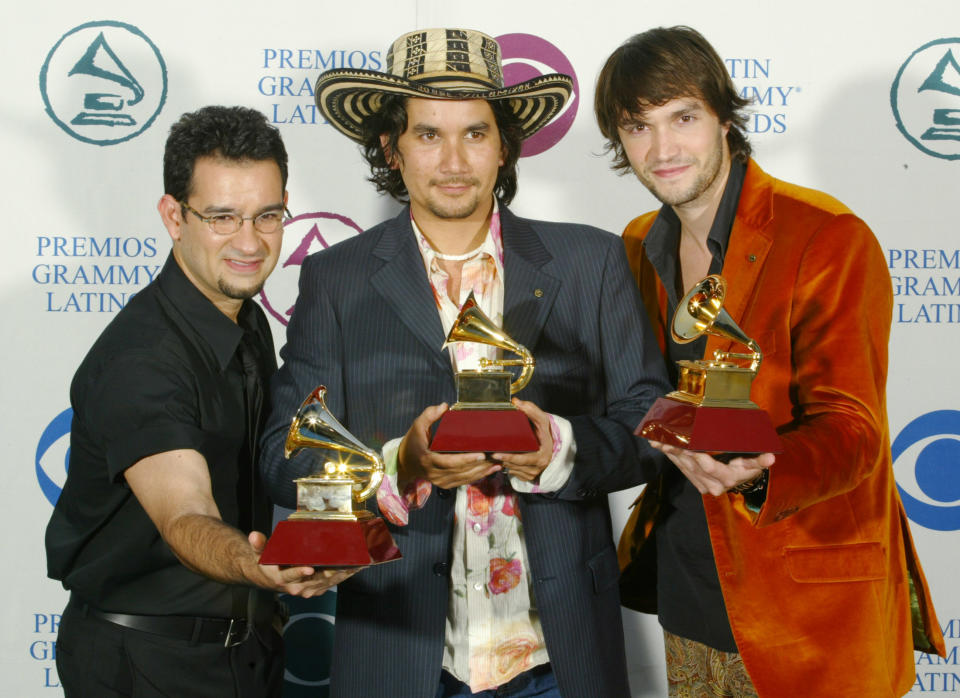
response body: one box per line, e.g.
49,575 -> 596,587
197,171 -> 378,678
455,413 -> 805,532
248,531 -> 360,597
648,441 -> 775,496
491,398 -> 554,482
398,403 -> 500,489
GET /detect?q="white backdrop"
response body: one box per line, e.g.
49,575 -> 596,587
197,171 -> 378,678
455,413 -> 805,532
3,1 -> 958,695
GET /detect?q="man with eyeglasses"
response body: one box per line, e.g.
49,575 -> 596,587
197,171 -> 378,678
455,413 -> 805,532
45,105 -> 353,698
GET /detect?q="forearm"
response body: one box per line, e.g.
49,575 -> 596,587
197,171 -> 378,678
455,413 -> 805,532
162,513 -> 266,588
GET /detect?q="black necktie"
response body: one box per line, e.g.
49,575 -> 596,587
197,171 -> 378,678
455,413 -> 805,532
237,331 -> 270,532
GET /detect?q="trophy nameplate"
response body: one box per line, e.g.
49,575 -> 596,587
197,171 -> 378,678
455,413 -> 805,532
259,386 -> 402,567
637,275 -> 782,453
429,293 -> 539,453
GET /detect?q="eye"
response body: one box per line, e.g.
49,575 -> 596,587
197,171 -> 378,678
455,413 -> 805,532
257,211 -> 283,224
210,213 -> 238,225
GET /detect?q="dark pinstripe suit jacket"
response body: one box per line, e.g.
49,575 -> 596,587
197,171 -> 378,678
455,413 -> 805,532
261,204 -> 670,697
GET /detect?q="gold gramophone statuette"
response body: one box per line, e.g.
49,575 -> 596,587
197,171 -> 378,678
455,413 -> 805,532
258,386 -> 401,566
429,292 -> 540,453
637,275 -> 782,453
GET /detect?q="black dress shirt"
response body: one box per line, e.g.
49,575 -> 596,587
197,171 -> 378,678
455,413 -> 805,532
642,159 -> 746,652
45,253 -> 276,617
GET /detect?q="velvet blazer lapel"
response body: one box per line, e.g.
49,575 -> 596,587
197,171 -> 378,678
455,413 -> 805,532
704,161 -> 777,362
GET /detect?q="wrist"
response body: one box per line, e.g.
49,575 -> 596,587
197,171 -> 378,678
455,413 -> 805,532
730,468 -> 769,495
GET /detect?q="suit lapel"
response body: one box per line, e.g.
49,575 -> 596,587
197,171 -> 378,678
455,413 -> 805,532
500,206 -> 560,353
706,160 -> 776,358
368,209 -> 451,374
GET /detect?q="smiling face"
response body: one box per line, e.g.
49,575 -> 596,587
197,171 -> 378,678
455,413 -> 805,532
617,96 -> 730,211
158,156 -> 286,320
386,97 -> 504,233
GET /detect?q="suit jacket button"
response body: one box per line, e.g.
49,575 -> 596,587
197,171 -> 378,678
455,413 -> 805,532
433,562 -> 449,576
436,488 -> 451,499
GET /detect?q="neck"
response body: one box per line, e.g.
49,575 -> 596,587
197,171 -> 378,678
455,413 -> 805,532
411,200 -> 493,256
673,160 -> 731,246
172,249 -> 242,323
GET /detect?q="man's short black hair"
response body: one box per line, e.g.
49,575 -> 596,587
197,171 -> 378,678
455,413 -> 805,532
358,95 -> 525,205
163,105 -> 288,201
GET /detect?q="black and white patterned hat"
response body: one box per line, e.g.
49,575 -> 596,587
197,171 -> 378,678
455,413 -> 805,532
315,28 -> 573,142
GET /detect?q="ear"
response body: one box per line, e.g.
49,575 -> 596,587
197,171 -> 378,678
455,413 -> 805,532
380,134 -> 400,170
499,144 -> 507,168
283,190 -> 289,208
157,194 -> 184,243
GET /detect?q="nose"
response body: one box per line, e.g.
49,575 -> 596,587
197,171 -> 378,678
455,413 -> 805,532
648,127 -> 679,162
439,137 -> 469,174
230,218 -> 263,255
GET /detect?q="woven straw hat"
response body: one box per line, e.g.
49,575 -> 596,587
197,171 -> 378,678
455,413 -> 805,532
315,28 -> 573,142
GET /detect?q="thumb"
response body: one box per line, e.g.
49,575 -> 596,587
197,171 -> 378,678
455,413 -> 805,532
420,402 -> 449,427
248,530 -> 267,552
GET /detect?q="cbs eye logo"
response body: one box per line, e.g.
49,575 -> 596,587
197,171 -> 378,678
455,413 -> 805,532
893,410 -> 960,530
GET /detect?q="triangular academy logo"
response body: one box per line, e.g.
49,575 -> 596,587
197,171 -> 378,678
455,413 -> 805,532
40,20 -> 167,145
891,38 -> 960,159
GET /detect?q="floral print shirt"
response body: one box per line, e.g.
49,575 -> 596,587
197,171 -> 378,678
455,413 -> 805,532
377,202 -> 576,691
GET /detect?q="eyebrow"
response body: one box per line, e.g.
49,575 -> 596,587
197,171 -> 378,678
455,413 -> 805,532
410,121 -> 492,134
200,202 -> 285,216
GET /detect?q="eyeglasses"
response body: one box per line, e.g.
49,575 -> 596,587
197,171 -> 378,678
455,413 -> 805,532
180,200 -> 289,236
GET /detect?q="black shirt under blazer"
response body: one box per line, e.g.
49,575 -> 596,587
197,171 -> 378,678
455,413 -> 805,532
261,204 -> 670,698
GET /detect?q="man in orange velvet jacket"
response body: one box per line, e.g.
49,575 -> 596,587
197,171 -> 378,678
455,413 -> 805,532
595,26 -> 945,697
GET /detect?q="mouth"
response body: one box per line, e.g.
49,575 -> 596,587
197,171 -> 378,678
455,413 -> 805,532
651,164 -> 691,180
223,258 -> 264,274
433,178 -> 478,195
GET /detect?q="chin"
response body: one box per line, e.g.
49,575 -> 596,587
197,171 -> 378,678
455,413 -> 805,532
219,279 -> 265,301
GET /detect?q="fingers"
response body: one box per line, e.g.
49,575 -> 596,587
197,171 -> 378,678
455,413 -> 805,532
650,443 -> 775,497
491,399 -> 553,481
424,452 -> 499,489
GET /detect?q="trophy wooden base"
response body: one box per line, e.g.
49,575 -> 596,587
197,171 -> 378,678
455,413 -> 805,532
259,517 -> 402,567
430,408 -> 539,453
636,397 -> 782,453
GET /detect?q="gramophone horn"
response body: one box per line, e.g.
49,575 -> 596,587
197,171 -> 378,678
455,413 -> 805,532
284,386 -> 383,503
443,292 -> 535,393
672,275 -> 761,371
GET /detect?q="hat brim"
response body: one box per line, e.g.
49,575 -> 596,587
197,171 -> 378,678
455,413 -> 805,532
315,69 -> 573,143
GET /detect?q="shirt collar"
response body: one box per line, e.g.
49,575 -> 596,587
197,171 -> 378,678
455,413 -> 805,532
156,253 -> 252,371
643,158 -> 747,303
411,197 -> 504,275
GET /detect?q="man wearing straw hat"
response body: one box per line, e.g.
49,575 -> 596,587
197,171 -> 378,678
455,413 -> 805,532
262,27 -> 669,698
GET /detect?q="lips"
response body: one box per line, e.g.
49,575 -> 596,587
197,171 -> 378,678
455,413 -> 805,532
652,164 -> 691,180
224,258 -> 264,273
434,178 -> 478,194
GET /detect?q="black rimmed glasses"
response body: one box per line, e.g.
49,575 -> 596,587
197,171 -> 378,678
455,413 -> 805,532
180,200 -> 289,236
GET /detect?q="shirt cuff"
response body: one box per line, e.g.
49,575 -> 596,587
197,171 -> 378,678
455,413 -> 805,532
376,437 -> 432,526
509,414 -> 576,494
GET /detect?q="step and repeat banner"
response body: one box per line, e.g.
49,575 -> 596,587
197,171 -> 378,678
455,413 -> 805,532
2,1 -> 958,695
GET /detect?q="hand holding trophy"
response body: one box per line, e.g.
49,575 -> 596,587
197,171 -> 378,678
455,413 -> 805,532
637,275 -> 782,453
429,292 -> 540,453
259,386 -> 402,566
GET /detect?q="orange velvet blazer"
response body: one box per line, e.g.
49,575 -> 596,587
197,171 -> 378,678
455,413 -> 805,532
622,160 -> 945,697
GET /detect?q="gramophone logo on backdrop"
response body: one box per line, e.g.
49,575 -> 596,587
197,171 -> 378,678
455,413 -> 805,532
891,38 -> 960,160
259,212 -> 364,327
40,20 -> 167,146
892,410 -> 960,531
496,33 -> 578,157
